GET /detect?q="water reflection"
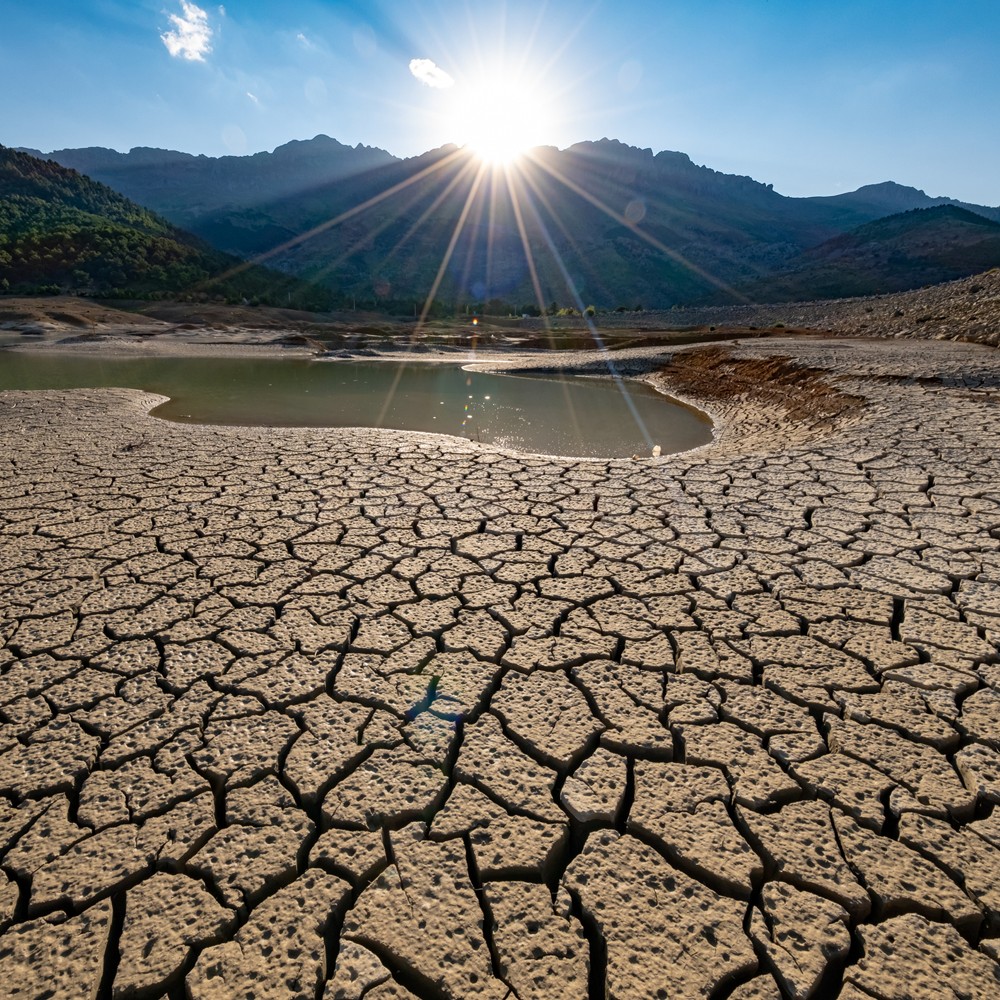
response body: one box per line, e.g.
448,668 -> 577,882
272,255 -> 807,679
0,354 -> 711,458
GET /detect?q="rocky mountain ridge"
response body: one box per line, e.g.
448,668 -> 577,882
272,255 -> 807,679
17,135 -> 398,226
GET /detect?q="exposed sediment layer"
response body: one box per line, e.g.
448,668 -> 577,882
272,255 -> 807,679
1,338 -> 999,998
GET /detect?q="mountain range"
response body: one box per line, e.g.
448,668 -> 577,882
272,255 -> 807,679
11,136 -> 1000,309
0,145 -> 335,307
24,136 -> 398,229
735,205 -> 1000,302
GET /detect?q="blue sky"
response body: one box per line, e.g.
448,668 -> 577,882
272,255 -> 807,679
3,0 -> 998,204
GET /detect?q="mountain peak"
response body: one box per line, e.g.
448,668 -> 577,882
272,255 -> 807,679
855,180 -> 929,197
851,180 -> 941,205
823,180 -> 966,213
273,134 -> 347,153
568,138 -> 656,160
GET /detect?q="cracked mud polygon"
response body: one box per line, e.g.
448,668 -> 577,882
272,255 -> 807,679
1,338 -> 999,999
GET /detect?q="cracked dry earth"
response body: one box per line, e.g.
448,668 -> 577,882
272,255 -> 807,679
1,338 -> 1000,1000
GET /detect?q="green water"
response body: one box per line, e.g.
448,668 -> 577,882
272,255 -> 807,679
0,353 -> 712,458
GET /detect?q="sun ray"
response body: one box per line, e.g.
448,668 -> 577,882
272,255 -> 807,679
525,2 -> 600,95
502,163 -> 553,336
524,149 -> 749,303
484,165 -> 502,307
515,158 -> 613,316
203,146 -> 469,288
416,159 -> 490,329
451,170 -> 491,311
500,164 -> 590,449
373,159 -> 489,432
506,162 -> 656,448
288,153 -> 474,293
380,151 -> 482,268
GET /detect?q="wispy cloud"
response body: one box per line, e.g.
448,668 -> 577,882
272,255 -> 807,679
409,58 -> 454,89
246,91 -> 259,105
296,32 -> 315,50
161,1 -> 213,62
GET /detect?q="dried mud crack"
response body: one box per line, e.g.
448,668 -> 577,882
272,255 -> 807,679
1,337 -> 999,999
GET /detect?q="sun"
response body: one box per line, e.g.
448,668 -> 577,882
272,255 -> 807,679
450,76 -> 553,165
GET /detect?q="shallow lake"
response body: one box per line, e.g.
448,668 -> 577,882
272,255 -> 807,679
0,353 -> 712,458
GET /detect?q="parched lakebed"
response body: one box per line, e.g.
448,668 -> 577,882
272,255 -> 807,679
2,337 -> 999,999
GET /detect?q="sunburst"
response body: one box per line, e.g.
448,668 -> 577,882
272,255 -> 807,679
210,24 -> 745,450
449,76 -> 552,165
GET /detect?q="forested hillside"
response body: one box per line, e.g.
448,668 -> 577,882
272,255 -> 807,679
0,146 -> 333,308
725,205 -> 1000,303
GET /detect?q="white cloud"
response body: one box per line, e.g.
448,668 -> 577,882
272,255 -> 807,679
409,58 -> 454,89
161,1 -> 213,62
296,32 -> 315,50
247,91 -> 259,105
